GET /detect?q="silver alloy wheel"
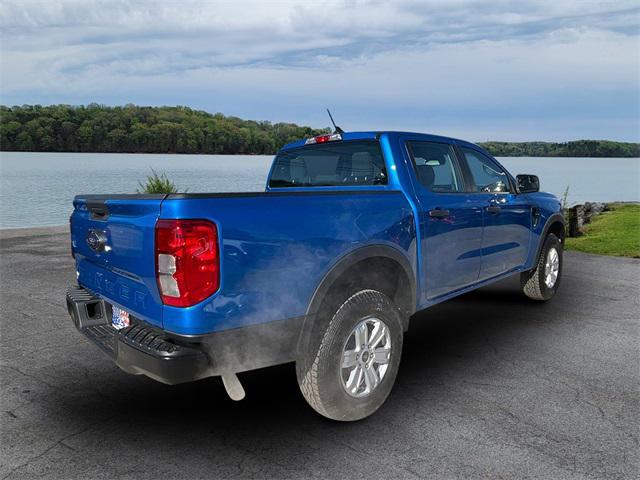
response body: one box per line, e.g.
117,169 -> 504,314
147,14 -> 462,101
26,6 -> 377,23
544,247 -> 560,288
340,317 -> 392,398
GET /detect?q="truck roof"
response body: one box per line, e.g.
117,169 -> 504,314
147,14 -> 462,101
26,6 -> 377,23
280,131 -> 483,153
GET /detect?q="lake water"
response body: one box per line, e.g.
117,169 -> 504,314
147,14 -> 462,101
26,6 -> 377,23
1,152 -> 638,229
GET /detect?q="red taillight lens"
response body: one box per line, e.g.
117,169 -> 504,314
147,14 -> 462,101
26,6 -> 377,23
304,133 -> 342,145
155,219 -> 220,307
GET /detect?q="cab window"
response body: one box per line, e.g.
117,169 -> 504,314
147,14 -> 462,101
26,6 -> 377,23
269,140 -> 387,188
460,147 -> 511,193
407,141 -> 464,193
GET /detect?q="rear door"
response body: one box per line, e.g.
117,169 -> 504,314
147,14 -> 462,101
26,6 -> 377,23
456,146 -> 532,280
403,138 -> 485,300
70,195 -> 165,327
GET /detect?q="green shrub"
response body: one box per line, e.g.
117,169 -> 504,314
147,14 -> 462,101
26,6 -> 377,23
137,168 -> 180,194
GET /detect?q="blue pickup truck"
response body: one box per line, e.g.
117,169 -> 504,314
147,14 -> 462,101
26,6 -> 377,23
67,131 -> 564,421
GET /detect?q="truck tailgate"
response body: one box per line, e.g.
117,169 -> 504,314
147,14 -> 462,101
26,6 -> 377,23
70,195 -> 165,328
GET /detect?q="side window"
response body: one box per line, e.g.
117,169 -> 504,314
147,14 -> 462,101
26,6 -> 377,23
461,147 -> 511,193
407,141 -> 463,193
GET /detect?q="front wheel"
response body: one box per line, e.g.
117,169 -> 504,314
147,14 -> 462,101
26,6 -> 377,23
521,233 -> 563,301
296,290 -> 404,421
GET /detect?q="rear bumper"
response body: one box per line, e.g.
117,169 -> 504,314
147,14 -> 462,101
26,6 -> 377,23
66,286 -> 210,385
66,285 -> 305,385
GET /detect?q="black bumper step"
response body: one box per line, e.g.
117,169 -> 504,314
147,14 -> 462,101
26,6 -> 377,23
66,286 -> 211,385
83,324 -> 117,356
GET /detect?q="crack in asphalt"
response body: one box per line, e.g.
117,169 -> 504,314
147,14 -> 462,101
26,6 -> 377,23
1,416 -> 114,480
1,365 -> 57,389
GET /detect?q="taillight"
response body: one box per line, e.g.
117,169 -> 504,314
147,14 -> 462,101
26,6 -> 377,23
304,133 -> 342,145
155,219 -> 220,307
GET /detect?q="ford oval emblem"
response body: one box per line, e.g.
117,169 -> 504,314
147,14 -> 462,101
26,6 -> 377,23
86,229 -> 108,253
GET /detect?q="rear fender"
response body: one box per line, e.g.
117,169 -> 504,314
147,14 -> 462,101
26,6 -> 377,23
297,244 -> 416,355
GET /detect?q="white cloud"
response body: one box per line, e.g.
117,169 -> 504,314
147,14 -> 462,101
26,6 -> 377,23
0,0 -> 638,140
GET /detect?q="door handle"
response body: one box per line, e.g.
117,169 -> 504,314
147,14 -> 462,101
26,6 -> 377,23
486,205 -> 501,214
429,209 -> 450,219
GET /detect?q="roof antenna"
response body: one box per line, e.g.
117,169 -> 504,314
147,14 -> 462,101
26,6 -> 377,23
327,108 -> 344,135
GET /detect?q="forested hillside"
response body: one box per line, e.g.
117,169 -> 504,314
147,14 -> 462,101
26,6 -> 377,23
0,104 -> 329,154
1,104 -> 638,157
478,140 -> 639,158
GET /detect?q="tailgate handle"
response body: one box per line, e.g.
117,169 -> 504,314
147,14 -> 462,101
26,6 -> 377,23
87,200 -> 110,220
428,209 -> 450,219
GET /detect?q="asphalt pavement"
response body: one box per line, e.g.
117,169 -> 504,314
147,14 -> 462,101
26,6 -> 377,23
1,227 -> 638,479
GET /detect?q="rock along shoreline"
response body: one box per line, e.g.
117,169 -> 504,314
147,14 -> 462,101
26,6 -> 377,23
566,201 -> 638,238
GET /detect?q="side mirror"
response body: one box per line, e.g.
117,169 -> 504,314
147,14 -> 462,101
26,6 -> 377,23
516,174 -> 539,193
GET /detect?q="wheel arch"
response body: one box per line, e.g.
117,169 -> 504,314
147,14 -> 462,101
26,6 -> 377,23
534,212 -> 565,261
297,245 -> 416,356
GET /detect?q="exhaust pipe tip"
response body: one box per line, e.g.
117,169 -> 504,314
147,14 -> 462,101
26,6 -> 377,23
221,373 -> 245,401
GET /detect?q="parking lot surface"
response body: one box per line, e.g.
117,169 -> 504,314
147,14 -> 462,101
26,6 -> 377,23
1,228 -> 638,479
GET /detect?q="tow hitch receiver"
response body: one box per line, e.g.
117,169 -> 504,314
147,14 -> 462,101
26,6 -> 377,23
66,286 -> 211,384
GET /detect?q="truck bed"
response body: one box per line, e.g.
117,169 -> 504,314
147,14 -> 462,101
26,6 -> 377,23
72,190 -> 416,336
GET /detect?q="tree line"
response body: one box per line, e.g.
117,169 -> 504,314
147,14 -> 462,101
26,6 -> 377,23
478,140 -> 639,158
1,104 -> 638,157
0,104 -> 329,154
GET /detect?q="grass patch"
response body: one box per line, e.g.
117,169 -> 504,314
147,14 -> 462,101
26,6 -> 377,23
565,203 -> 640,258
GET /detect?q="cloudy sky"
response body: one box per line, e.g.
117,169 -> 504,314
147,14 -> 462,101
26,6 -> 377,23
1,0 -> 638,141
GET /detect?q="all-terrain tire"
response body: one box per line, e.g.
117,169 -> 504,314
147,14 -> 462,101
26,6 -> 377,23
296,289 -> 403,421
521,233 -> 563,301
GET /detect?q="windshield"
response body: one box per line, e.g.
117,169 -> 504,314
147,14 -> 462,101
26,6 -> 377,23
268,140 -> 387,188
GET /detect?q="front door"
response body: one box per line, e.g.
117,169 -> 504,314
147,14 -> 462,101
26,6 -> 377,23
404,139 -> 485,301
457,146 -> 532,280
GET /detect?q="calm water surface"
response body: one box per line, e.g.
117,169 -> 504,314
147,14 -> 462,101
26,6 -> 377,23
1,152 -> 638,228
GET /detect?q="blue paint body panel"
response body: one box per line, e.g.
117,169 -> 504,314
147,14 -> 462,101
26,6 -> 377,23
159,191 -> 416,334
70,131 -> 562,337
71,197 -> 165,327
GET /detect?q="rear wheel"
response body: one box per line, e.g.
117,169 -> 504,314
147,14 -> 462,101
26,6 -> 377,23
296,289 -> 403,421
521,233 -> 563,301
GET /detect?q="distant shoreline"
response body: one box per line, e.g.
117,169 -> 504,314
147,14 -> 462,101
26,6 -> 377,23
0,225 -> 68,239
2,104 -> 639,158
2,150 -> 639,159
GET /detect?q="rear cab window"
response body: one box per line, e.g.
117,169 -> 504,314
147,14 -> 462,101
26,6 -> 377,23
268,140 -> 387,188
406,141 -> 464,193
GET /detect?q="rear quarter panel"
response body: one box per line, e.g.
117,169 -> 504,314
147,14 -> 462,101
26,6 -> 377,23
160,192 -> 416,335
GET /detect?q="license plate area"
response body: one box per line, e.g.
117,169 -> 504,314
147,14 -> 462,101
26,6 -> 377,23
111,305 -> 131,330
